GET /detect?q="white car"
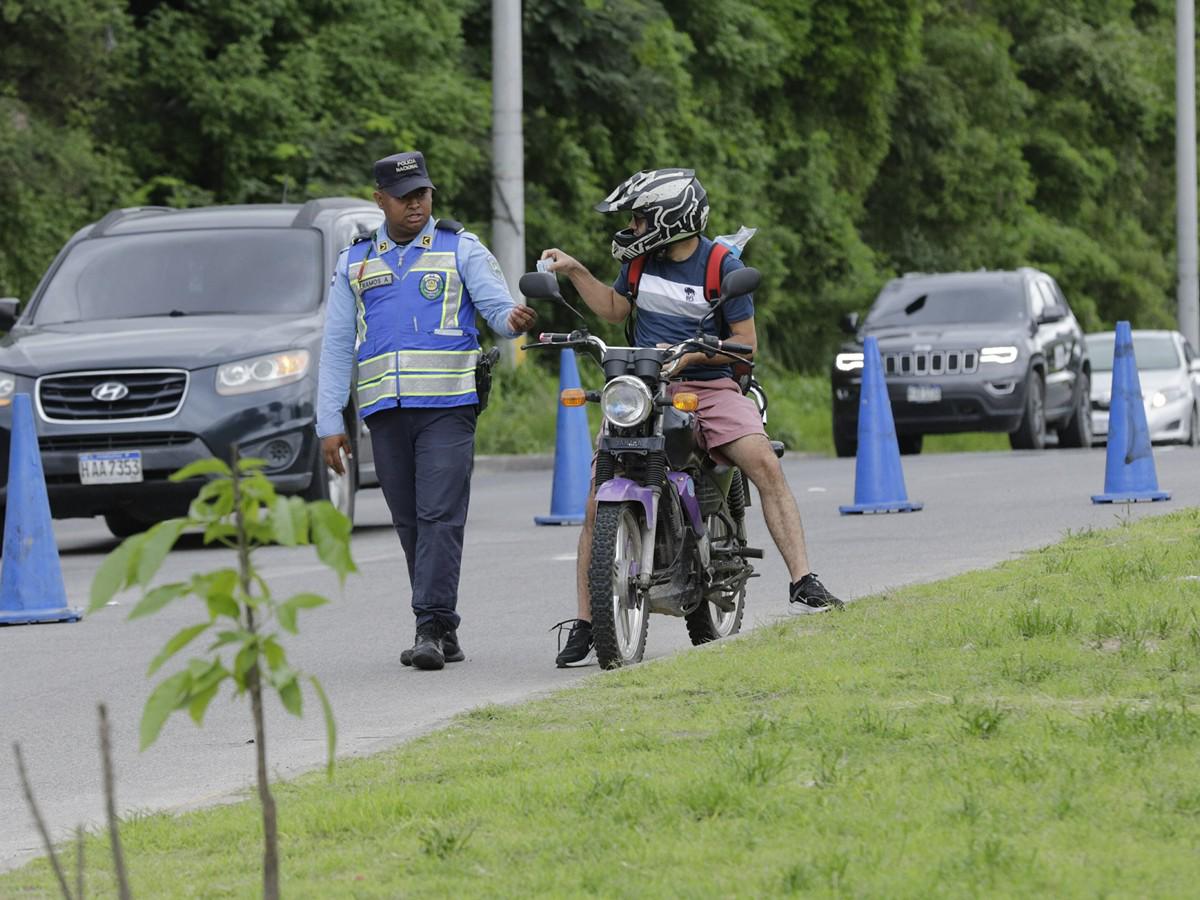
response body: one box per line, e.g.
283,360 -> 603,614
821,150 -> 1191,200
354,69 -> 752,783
1086,329 -> 1200,446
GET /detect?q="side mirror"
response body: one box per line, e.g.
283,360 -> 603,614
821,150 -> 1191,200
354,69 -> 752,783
1189,358 -> 1200,374
0,298 -> 19,332
719,266 -> 761,300
1037,307 -> 1066,325
518,271 -> 562,302
839,311 -> 859,335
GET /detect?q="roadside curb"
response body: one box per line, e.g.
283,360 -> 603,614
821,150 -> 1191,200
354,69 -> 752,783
476,453 -> 554,473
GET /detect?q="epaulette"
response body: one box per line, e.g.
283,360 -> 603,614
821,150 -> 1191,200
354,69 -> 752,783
350,232 -> 372,245
435,218 -> 465,235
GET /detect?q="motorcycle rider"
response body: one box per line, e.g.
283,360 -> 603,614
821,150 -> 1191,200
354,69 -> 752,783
542,168 -> 842,667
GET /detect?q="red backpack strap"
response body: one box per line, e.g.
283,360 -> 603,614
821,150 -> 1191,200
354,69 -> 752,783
704,242 -> 731,301
627,254 -> 647,300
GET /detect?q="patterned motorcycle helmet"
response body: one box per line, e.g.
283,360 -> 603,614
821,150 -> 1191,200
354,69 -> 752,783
595,168 -> 710,262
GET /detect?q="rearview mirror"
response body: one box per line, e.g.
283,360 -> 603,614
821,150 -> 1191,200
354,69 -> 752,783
719,267 -> 761,300
0,297 -> 19,332
519,271 -> 563,302
839,311 -> 859,335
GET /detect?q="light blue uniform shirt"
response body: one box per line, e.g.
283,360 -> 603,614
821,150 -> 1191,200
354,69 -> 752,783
317,217 -> 520,437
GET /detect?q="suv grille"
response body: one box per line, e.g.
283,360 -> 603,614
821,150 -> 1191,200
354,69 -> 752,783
37,370 -> 188,422
39,432 -> 196,452
883,350 -> 978,377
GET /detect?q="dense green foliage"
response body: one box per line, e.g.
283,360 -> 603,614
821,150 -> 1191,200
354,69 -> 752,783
0,0 -> 1185,369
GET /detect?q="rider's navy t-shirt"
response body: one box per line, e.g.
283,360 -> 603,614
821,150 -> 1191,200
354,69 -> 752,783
612,236 -> 754,381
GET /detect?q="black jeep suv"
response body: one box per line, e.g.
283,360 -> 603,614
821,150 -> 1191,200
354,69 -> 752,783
0,199 -> 383,537
830,268 -> 1092,456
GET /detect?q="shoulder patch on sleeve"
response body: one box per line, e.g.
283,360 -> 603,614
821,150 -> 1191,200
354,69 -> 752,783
485,250 -> 505,281
435,218 -> 465,234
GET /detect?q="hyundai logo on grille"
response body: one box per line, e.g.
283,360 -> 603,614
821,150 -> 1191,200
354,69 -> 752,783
91,381 -> 130,403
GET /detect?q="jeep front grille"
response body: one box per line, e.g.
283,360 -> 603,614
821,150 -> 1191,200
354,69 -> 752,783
37,370 -> 189,422
883,350 -> 978,377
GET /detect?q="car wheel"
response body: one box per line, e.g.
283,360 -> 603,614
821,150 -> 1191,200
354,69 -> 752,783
1057,373 -> 1093,448
104,510 -> 153,539
1189,404 -> 1200,448
1009,371 -> 1046,450
307,440 -> 357,526
897,433 -> 923,455
833,422 -> 857,458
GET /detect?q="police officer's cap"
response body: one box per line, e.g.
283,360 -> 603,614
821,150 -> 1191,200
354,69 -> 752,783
374,151 -> 436,198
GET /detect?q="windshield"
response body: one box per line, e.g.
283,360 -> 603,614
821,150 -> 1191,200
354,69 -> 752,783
1086,334 -> 1182,372
866,283 -> 1026,327
32,229 -> 323,324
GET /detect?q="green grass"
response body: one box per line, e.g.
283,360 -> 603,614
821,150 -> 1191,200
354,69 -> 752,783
9,510 -> 1200,897
477,356 -> 1016,456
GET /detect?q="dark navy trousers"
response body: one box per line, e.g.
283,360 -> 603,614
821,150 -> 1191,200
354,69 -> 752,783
367,405 -> 476,631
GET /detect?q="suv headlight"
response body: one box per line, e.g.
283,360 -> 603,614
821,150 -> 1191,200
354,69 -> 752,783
1150,387 -> 1186,408
216,350 -> 310,396
835,352 -> 864,372
0,372 -> 15,407
980,346 -> 1019,365
601,375 -> 654,428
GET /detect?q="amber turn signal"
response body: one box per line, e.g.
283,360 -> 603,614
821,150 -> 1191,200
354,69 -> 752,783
672,392 -> 699,412
560,388 -> 588,407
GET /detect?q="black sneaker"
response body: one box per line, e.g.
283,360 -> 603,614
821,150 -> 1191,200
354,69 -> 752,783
409,622 -> 445,670
789,573 -> 844,614
401,626 -> 465,666
551,619 -> 594,668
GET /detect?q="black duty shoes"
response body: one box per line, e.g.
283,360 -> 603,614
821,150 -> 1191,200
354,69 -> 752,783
402,625 -> 466,668
552,619 -> 595,668
789,573 -> 844,614
405,623 -> 445,671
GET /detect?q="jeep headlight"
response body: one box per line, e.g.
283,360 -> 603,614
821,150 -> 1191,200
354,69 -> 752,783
835,352 -> 864,372
980,346 -> 1019,365
0,371 -> 15,407
601,375 -> 654,428
216,350 -> 310,396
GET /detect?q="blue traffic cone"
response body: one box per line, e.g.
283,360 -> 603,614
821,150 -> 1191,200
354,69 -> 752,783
535,349 -> 593,525
840,336 -> 923,515
1092,320 -> 1170,504
0,394 -> 79,624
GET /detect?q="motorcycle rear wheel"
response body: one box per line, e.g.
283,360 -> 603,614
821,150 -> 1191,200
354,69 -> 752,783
589,502 -> 649,669
685,512 -> 747,644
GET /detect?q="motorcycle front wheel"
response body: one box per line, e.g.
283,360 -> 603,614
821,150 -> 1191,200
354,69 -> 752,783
589,502 -> 649,669
685,511 -> 747,645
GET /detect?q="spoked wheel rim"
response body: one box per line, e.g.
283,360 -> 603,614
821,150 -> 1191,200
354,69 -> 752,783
610,507 -> 646,663
707,514 -> 744,637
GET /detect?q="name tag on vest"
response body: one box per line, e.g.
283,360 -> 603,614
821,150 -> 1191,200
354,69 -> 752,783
360,272 -> 393,291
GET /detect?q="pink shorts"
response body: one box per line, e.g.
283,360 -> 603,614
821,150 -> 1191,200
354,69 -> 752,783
669,378 -> 765,463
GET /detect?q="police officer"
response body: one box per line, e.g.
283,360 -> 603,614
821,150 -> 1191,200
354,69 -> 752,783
317,150 -> 537,671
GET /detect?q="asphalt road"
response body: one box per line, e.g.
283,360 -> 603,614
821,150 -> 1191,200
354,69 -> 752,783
3,444 -> 1199,870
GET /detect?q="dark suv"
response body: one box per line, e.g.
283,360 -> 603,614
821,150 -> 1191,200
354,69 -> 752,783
830,268 -> 1092,456
0,199 -> 383,537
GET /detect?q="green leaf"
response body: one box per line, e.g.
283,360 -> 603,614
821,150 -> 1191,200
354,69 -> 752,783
277,592 -> 327,634
140,670 -> 192,750
188,682 -> 222,725
240,471 -> 277,506
234,643 -> 258,685
88,534 -> 143,613
236,456 -> 267,472
208,629 -> 252,651
135,519 -> 189,586
261,636 -> 286,671
311,675 -> 337,778
128,581 -> 190,620
309,501 -> 357,584
147,623 -> 210,676
185,660 -> 229,723
189,480 -> 234,521
203,522 -> 237,544
278,675 -> 302,716
170,458 -> 231,482
205,592 -> 239,620
270,495 -> 309,547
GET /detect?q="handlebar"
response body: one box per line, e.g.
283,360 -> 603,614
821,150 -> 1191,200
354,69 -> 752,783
522,331 -> 753,373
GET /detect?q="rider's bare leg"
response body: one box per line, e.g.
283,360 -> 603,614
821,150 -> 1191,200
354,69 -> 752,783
716,432 -> 812,581
575,489 -> 597,620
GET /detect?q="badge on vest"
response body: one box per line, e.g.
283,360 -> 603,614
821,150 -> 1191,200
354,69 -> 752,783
359,272 -> 393,291
419,272 -> 445,299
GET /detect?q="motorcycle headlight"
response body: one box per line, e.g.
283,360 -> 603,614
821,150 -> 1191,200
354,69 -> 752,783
216,350 -> 310,396
0,371 -> 15,407
601,375 -> 654,428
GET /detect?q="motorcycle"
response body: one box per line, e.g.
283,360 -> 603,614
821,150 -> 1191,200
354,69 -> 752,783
520,265 -> 782,668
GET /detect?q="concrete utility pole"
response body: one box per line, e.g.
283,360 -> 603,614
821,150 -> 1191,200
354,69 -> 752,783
492,0 -> 526,365
1178,0 -> 1200,349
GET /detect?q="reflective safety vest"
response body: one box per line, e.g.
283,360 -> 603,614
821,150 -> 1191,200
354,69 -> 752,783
347,221 -> 480,416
